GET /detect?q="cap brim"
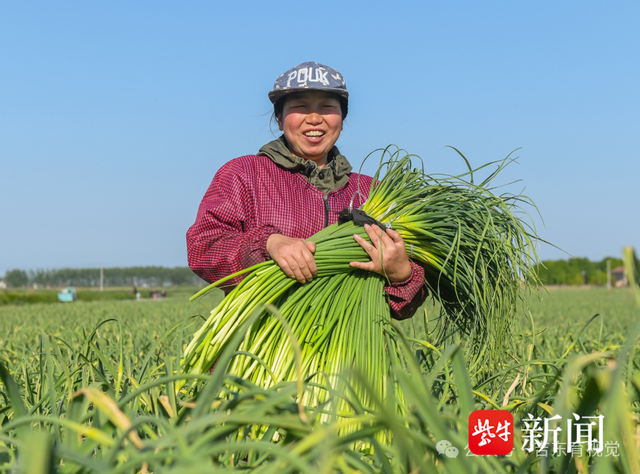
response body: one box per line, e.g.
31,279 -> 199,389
268,87 -> 349,105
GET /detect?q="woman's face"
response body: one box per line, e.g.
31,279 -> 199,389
278,91 -> 343,168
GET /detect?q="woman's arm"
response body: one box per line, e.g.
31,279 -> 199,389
186,162 -> 281,286
384,262 -> 428,320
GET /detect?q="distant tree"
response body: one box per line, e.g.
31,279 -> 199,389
4,269 -> 29,288
27,266 -> 206,287
534,256 -> 626,286
569,272 -> 584,286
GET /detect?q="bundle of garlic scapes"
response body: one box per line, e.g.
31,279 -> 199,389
181,146 -> 540,432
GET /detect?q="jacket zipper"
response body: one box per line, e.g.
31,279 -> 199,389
323,194 -> 330,228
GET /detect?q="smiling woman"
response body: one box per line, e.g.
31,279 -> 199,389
186,61 -> 426,320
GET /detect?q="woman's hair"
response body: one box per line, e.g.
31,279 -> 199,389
269,93 -> 348,134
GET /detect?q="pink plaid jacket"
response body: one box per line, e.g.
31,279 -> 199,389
186,154 -> 427,320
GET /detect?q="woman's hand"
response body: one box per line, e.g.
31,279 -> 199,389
266,234 -> 317,283
350,224 -> 412,282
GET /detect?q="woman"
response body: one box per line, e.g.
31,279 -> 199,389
187,61 -> 426,319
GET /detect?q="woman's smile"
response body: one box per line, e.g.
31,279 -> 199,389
302,129 -> 326,143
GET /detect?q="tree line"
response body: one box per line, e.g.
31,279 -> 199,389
2,257 -> 625,288
1,267 -> 206,288
533,257 -> 624,286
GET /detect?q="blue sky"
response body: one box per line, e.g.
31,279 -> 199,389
1,1 -> 639,275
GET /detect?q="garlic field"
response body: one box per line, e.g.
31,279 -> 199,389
0,287 -> 638,473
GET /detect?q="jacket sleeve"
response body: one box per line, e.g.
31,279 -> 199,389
384,261 -> 428,320
186,162 -> 281,287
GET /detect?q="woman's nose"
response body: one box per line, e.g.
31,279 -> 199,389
305,113 -> 322,124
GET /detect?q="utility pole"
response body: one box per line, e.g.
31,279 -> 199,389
100,263 -> 104,292
606,259 -> 611,291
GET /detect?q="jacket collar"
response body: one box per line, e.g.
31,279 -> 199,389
257,135 -> 353,194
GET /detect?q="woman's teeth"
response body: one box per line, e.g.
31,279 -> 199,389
304,131 -> 325,137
